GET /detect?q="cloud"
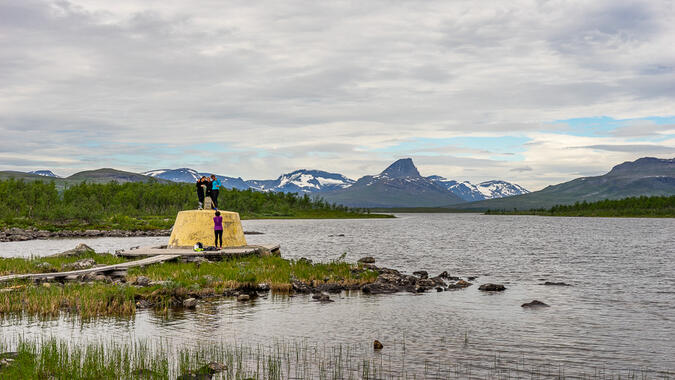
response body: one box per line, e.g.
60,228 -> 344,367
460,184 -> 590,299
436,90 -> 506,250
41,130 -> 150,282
575,144 -> 675,154
510,166 -> 533,172
0,0 -> 674,189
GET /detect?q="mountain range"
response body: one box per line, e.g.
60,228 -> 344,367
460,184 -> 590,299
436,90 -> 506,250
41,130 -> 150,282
7,156 -> 673,210
142,159 -> 527,205
458,157 -> 675,210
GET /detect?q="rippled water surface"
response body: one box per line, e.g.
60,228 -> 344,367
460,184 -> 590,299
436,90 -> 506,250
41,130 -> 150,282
2,214 -> 674,377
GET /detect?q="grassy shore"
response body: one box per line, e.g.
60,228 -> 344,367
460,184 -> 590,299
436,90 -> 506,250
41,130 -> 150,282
485,195 -> 675,218
0,252 -> 377,318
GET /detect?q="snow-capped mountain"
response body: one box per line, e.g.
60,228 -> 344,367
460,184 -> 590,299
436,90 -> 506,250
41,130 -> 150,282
28,170 -> 59,178
429,176 -> 529,201
143,168 -> 249,190
247,169 -> 355,193
322,159 -> 465,207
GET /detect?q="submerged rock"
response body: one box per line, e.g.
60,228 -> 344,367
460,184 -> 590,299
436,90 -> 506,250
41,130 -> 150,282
237,294 -> 251,302
478,283 -> 506,291
358,256 -> 376,264
542,281 -> 571,286
373,340 -> 384,350
447,279 -> 472,289
183,298 -> 198,309
312,293 -> 334,302
522,300 -> 550,308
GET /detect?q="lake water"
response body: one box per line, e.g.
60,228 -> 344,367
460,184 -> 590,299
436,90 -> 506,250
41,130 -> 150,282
1,214 -> 674,378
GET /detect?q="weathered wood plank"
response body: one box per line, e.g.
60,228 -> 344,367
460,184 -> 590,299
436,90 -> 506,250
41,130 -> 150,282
118,244 -> 280,258
0,254 -> 180,283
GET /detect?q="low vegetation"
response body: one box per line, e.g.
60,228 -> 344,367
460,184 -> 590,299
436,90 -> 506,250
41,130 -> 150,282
0,252 -> 377,318
485,195 -> 675,217
0,179 -> 390,231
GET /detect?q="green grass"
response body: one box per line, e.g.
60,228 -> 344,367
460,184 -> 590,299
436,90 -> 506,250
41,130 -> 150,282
0,337 -> 668,379
0,254 -> 378,318
0,251 -> 128,276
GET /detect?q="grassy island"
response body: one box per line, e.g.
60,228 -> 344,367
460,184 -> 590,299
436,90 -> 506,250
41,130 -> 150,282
485,195 -> 675,217
0,248 -> 378,318
0,179 -> 391,232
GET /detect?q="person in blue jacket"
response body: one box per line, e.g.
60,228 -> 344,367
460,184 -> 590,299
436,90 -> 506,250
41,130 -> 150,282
210,174 -> 221,210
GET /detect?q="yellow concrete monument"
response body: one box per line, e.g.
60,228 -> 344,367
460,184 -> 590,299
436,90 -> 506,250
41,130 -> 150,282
168,210 -> 247,248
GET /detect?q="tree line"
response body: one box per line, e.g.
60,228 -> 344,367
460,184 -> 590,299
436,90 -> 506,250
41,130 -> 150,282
0,179 -> 371,230
486,195 -> 675,217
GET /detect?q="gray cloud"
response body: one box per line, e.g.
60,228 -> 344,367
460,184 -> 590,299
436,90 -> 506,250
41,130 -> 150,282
0,0 -> 673,188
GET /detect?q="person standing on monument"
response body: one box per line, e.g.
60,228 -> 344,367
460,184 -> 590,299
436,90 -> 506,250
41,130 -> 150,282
196,176 -> 207,210
213,210 -> 223,248
210,174 -> 221,210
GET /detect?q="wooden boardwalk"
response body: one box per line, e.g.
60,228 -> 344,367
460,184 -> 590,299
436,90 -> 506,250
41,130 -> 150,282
0,254 -> 180,283
118,244 -> 281,258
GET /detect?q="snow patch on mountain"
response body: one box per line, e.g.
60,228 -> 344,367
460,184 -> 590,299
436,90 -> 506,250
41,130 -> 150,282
28,170 -> 59,178
429,176 -> 528,201
248,169 -> 354,193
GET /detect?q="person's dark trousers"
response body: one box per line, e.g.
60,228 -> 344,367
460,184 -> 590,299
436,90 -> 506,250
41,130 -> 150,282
197,188 -> 205,208
211,189 -> 219,209
214,230 -> 223,247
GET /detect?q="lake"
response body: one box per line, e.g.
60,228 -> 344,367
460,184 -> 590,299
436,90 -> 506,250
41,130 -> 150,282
2,214 -> 674,378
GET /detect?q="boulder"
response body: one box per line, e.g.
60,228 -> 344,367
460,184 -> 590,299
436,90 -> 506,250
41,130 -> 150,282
521,300 -> 550,308
133,276 -> 152,287
478,283 -> 506,291
361,282 -> 399,294
312,293 -> 334,302
50,243 -> 95,257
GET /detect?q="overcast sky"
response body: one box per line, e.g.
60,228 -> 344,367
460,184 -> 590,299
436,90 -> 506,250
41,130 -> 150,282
1,0 -> 674,190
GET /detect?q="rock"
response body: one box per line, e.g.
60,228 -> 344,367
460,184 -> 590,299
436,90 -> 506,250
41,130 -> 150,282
133,276 -> 151,287
237,294 -> 251,302
521,300 -> 550,308
542,281 -> 571,286
183,298 -> 198,308
312,293 -> 334,302
244,231 -> 264,235
62,258 -> 96,270
177,361 -> 227,380
257,283 -> 270,292
50,243 -> 95,257
361,282 -> 399,294
436,287 -> 444,292
35,262 -> 54,272
412,270 -> 428,279
135,300 -> 153,309
467,276 -> 478,281
373,340 -> 383,350
291,280 -> 312,294
478,283 -> 506,291
447,279 -> 472,289
315,283 -> 344,294
358,256 -> 376,264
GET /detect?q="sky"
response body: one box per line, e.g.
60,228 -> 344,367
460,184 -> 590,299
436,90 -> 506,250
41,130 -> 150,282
1,0 -> 674,190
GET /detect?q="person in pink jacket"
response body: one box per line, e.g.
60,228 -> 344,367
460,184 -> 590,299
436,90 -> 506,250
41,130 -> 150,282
213,211 -> 223,248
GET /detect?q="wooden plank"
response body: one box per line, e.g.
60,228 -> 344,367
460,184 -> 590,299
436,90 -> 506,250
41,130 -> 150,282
118,244 -> 281,258
0,254 -> 180,283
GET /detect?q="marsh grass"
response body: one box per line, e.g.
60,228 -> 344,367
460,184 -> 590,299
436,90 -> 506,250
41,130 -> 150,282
0,251 -> 130,276
0,337 -> 669,380
1,254 -> 378,318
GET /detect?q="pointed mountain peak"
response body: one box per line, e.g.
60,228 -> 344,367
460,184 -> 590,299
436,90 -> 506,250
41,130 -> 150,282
380,158 -> 421,178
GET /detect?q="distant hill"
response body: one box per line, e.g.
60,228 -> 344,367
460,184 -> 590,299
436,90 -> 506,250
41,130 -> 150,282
67,168 -> 167,184
458,157 -> 675,211
322,158 -> 465,208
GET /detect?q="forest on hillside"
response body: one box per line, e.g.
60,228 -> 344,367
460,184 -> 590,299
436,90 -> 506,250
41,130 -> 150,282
485,195 -> 675,217
0,179 -> 383,230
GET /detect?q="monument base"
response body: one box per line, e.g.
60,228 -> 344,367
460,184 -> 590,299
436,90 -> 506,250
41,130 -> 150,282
168,210 -> 247,248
